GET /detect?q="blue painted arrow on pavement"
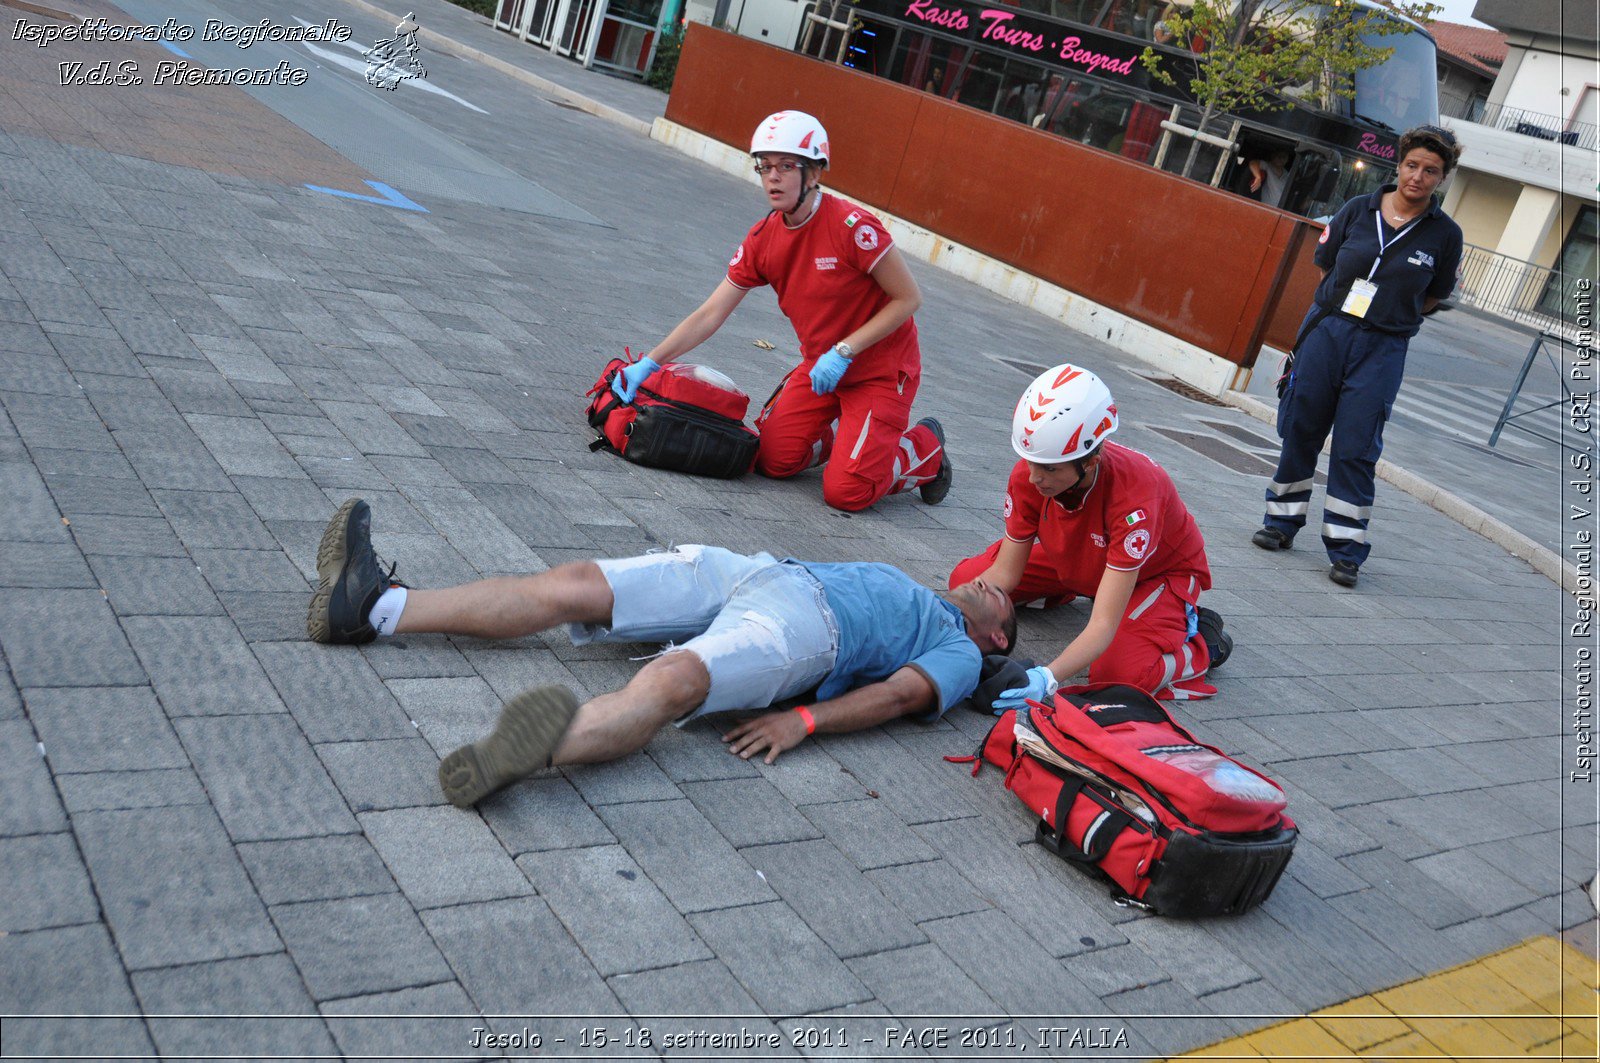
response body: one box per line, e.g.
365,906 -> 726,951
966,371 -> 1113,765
304,180 -> 428,212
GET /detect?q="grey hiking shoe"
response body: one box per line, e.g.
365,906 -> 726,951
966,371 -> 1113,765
306,498 -> 403,645
438,685 -> 582,807
917,417 -> 953,505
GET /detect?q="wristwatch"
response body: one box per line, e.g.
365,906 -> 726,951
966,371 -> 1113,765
831,341 -> 854,361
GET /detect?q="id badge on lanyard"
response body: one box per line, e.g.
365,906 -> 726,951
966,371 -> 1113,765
1342,212 -> 1419,319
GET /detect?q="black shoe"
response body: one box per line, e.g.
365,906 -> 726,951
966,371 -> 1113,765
1252,526 -> 1294,551
438,685 -> 582,807
1329,560 -> 1360,587
917,417 -> 953,505
306,498 -> 402,645
1196,606 -> 1232,668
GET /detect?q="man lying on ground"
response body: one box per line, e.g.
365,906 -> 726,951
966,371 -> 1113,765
306,499 -> 1017,806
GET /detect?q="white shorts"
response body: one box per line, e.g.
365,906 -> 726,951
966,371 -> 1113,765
569,545 -> 839,720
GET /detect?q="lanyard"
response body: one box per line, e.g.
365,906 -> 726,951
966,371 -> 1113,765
1368,210 -> 1422,280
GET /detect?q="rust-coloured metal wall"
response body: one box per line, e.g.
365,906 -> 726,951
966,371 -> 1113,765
665,25 -> 1324,368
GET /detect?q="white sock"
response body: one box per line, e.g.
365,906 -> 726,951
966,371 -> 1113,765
368,586 -> 407,637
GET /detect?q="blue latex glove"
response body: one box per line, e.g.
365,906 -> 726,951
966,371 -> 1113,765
612,356 -> 660,402
992,664 -> 1060,714
808,350 -> 850,395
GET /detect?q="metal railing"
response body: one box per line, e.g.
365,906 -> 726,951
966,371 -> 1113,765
1489,331 -> 1593,452
1443,98 -> 1598,151
1455,243 -> 1580,339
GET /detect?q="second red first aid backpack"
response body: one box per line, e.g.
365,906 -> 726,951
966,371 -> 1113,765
957,683 -> 1296,916
586,352 -> 759,479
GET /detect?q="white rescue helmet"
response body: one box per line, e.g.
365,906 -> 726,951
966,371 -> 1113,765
750,111 -> 830,168
1011,363 -> 1118,463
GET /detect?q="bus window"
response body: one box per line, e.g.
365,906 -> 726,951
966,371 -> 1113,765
1353,26 -> 1439,134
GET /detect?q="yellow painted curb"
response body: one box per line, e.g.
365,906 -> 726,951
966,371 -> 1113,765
1168,936 -> 1598,1060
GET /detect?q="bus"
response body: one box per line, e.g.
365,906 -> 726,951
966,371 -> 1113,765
798,0 -> 1440,217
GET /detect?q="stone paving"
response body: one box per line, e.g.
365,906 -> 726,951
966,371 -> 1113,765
0,0 -> 1591,1059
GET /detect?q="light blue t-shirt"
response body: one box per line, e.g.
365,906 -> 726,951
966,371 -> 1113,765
796,561 -> 982,718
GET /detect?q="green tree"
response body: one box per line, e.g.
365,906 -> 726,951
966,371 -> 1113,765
1141,0 -> 1440,179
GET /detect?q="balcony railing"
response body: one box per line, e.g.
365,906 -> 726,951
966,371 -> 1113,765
1444,98 -> 1598,152
1455,243 -> 1580,339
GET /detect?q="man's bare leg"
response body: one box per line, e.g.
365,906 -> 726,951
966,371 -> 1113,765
396,561 -> 614,639
439,651 -> 710,807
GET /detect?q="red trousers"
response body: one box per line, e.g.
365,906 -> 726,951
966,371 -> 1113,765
755,367 -> 942,512
950,541 -> 1215,700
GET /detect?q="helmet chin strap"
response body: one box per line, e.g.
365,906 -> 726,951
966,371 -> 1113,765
1055,459 -> 1100,513
783,166 -> 822,219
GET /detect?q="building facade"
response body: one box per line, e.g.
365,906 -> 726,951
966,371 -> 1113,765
1441,0 -> 1597,328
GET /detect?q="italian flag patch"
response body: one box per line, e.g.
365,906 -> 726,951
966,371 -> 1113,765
844,211 -> 861,227
1124,510 -> 1146,525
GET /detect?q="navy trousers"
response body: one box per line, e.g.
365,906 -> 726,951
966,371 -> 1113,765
1263,313 -> 1408,566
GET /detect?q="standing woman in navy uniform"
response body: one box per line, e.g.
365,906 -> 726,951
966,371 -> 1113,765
1253,125 -> 1464,588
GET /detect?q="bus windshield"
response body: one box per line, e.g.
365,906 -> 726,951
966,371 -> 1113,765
1353,22 -> 1441,134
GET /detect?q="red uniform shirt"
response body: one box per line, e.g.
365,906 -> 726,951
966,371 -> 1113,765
726,193 -> 919,384
1003,443 -> 1211,598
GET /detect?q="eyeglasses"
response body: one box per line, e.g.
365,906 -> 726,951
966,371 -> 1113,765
1413,123 -> 1458,147
753,160 -> 804,176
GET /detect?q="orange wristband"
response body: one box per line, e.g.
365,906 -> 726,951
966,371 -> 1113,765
794,705 -> 816,735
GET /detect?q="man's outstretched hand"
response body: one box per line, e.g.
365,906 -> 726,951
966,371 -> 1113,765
722,710 -> 808,765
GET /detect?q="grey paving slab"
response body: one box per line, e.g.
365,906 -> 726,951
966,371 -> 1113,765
66,512 -> 189,557
0,541 -> 96,589
133,953 -> 337,1061
688,901 -> 872,1016
846,942 -> 1003,1017
271,892 -> 454,1001
0,831 -> 99,932
0,718 -> 67,837
516,844 -> 714,977
191,547 -> 311,592
217,589 -> 311,642
86,553 -> 224,616
480,773 -> 617,855
74,804 -> 280,970
253,642 -> 414,742
317,737 -> 447,812
865,859 -> 994,925
56,767 -> 210,814
0,589 -> 145,687
387,674 -> 506,755
238,834 -> 398,906
598,798 -> 774,914
174,714 -> 358,842
1411,846 -> 1542,917
361,805 -> 533,909
0,924 -> 154,1059
421,897 -> 622,1017
26,686 -> 187,774
742,839 -> 926,959
321,981 -> 484,1059
920,909 -> 1106,1016
563,751 -> 683,806
153,487 -> 282,550
642,714 -> 765,783
801,798 -> 940,871
912,819 -> 1128,959
124,615 -> 284,717
680,777 -> 825,850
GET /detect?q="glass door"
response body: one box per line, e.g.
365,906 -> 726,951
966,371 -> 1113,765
555,0 -> 601,56
1538,205 -> 1598,323
494,0 -> 526,30
523,0 -> 564,46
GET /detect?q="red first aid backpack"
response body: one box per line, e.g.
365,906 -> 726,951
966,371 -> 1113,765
586,352 -> 759,479
955,684 -> 1296,916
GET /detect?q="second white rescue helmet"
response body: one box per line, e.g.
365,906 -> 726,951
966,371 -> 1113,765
750,110 -> 830,167
1011,363 -> 1118,463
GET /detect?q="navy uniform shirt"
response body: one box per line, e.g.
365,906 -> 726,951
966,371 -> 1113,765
1312,184 -> 1464,338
